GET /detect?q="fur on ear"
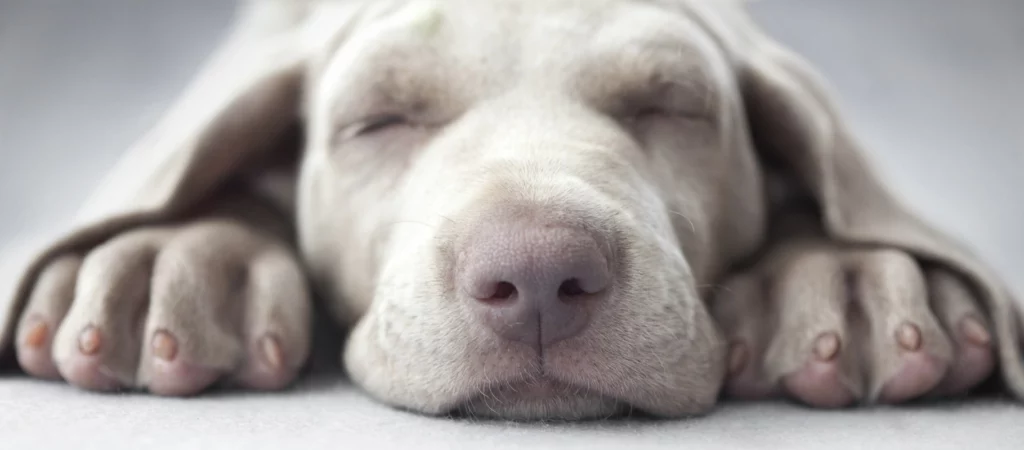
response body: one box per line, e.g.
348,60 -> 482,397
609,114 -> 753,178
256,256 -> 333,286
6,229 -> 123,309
729,8 -> 1024,400
0,1 -> 311,358
75,1 -> 309,224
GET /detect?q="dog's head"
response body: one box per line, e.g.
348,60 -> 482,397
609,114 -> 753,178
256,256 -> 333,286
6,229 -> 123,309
217,0 -> 829,420
292,0 -> 775,419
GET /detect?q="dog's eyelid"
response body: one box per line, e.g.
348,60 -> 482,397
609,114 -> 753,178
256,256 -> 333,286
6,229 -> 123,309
333,114 -> 407,142
655,80 -> 716,116
332,110 -> 448,146
616,100 -> 713,124
360,114 -> 409,133
604,73 -> 718,124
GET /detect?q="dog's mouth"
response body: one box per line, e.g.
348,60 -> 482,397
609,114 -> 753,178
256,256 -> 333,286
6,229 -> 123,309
447,376 -> 635,421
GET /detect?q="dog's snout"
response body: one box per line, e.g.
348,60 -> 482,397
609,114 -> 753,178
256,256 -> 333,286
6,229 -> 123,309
459,222 -> 610,349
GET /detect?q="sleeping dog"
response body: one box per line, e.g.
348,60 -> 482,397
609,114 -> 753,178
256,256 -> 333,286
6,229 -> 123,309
1,0 -> 1022,420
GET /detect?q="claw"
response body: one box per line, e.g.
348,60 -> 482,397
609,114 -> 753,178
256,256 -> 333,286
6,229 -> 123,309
960,316 -> 990,346
260,334 -> 284,370
152,330 -> 178,361
814,332 -> 841,361
23,319 -> 49,349
896,322 -> 922,351
78,326 -> 102,355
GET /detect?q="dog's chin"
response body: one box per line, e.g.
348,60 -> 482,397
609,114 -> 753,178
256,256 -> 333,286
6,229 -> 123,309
449,378 -> 632,421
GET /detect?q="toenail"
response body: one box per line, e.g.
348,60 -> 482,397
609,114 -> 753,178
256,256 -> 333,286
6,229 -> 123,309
728,342 -> 748,375
22,319 -> 48,349
960,316 -> 990,346
259,335 -> 284,370
152,330 -> 178,361
78,326 -> 102,355
814,332 -> 841,361
896,322 -> 922,351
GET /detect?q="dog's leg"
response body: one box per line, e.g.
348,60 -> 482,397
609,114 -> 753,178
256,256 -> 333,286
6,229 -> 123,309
710,175 -> 996,407
14,178 -> 312,395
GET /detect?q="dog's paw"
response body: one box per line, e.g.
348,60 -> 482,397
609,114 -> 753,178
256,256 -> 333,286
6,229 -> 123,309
711,238 -> 995,407
13,219 -> 311,396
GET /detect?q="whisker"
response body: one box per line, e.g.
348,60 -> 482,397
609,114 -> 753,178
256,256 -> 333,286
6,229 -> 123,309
667,209 -> 696,234
699,283 -> 731,294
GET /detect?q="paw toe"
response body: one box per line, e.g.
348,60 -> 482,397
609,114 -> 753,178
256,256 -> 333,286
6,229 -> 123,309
782,333 -> 856,408
878,351 -> 946,403
710,275 -> 778,400
234,334 -> 298,390
934,316 -> 995,396
57,327 -> 123,391
17,318 -> 60,380
783,359 -> 856,408
148,362 -> 222,397
723,340 -> 778,399
927,269 -> 997,397
144,328 -> 223,396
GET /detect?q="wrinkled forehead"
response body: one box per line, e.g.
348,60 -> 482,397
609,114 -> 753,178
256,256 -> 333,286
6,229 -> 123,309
310,0 -> 729,112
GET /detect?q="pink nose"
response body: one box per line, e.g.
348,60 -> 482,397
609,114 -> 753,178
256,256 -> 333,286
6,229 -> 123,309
459,223 -> 611,349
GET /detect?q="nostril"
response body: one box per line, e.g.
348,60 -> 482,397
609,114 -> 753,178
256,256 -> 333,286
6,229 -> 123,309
477,281 -> 517,303
558,278 -> 587,298
459,222 -> 612,348
491,281 -> 517,300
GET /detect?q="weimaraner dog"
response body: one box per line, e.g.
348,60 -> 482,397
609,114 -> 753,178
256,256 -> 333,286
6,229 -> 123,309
1,0 -> 1021,420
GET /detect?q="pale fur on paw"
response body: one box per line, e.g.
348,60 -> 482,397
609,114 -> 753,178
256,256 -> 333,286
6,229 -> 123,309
14,219 -> 312,396
712,237 -> 995,408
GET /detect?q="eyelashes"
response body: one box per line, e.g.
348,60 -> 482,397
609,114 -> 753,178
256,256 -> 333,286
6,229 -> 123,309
334,114 -> 414,144
620,107 -> 671,123
617,106 -> 712,129
356,114 -> 409,135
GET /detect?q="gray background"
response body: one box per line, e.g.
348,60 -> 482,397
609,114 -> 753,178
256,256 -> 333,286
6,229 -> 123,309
0,1 -> 1022,448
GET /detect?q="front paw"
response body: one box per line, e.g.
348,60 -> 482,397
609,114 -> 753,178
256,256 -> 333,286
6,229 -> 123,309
711,238 -> 995,407
14,219 -> 312,395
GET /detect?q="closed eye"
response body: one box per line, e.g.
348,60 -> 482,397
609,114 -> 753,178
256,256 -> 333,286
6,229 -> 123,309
357,114 -> 408,135
619,105 -> 707,125
622,107 -> 670,123
334,114 -> 412,144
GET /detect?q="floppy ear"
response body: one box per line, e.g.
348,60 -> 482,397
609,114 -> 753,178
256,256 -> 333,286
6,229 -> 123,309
0,1 -> 309,358
734,17 -> 1024,399
75,0 -> 308,225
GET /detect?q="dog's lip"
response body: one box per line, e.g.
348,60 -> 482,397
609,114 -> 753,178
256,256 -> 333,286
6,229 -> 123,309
479,377 -> 574,399
445,374 -> 635,418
